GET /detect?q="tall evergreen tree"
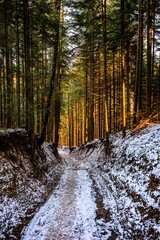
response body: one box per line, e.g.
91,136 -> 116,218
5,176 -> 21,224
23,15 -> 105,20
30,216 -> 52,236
40,0 -> 61,145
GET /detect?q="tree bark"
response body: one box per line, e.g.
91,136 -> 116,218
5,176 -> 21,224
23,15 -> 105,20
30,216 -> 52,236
88,35 -> 95,142
54,2 -> 63,146
121,0 -> 126,138
23,0 -> 34,151
4,0 -> 12,128
16,0 -> 21,126
146,0 -> 153,115
102,0 -> 110,153
40,0 -> 61,145
134,0 -> 143,124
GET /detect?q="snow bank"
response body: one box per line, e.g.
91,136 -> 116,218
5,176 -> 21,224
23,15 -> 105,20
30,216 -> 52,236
0,129 -> 64,239
1,125 -> 160,239
80,125 -> 160,239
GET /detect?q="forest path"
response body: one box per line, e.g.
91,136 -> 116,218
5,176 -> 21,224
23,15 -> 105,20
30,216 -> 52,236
22,150 -> 114,240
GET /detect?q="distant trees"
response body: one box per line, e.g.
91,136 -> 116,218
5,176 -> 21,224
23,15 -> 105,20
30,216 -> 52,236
0,0 -> 65,147
0,0 -> 160,147
60,0 -> 160,146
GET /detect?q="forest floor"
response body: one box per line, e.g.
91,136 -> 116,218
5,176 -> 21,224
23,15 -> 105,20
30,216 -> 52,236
22,125 -> 160,240
0,125 -> 160,240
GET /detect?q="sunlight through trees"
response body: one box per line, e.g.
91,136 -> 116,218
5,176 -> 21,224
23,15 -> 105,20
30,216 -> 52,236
0,0 -> 160,146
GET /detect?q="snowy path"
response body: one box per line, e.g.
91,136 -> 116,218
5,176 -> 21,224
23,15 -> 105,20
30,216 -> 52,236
1,126 -> 159,239
22,152 -> 112,240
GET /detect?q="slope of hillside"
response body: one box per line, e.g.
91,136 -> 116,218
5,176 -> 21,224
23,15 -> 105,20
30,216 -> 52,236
80,125 -> 160,239
0,129 -> 64,239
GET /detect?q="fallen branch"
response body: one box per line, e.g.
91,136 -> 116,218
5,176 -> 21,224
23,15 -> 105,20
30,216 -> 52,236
131,114 -> 160,136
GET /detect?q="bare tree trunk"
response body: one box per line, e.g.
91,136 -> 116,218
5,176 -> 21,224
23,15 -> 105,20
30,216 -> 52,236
0,61 -> 3,127
16,0 -> 21,126
126,38 -> 131,129
146,0 -> 153,115
121,0 -> 126,138
40,0 -> 61,145
134,0 -> 143,124
85,52 -> 89,143
102,0 -> 110,153
88,35 -> 95,142
23,0 -> 34,152
112,52 -> 116,132
54,2 -> 63,146
4,0 -> 12,128
98,50 -> 102,138
158,60 -> 160,121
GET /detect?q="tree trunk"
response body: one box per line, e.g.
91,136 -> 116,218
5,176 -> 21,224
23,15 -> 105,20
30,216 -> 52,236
54,2 -> 63,146
4,0 -> 12,128
121,0 -> 126,138
40,0 -> 61,145
16,0 -> 21,126
158,60 -> 160,120
146,0 -> 153,115
88,36 -> 95,142
112,52 -> 116,132
0,61 -> 3,127
102,0 -> 109,152
98,50 -> 102,138
85,52 -> 89,143
134,0 -> 143,125
23,0 -> 34,151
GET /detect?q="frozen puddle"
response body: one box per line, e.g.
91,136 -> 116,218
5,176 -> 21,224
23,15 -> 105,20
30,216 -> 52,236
22,156 -> 111,240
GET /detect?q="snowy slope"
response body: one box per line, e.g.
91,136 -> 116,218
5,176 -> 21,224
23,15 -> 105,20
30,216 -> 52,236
85,125 -> 160,239
0,129 -> 64,239
1,126 -> 160,239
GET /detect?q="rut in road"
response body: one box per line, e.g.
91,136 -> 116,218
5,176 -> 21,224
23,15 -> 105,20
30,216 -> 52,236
22,152 -> 114,240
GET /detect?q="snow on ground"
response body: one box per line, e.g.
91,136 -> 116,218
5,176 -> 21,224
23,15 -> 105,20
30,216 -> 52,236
1,125 -> 160,239
22,154 -> 110,239
0,129 -> 64,239
22,126 -> 160,239
84,125 -> 160,239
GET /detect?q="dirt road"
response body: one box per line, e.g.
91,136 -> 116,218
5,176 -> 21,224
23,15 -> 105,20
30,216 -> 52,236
22,150 -> 115,240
